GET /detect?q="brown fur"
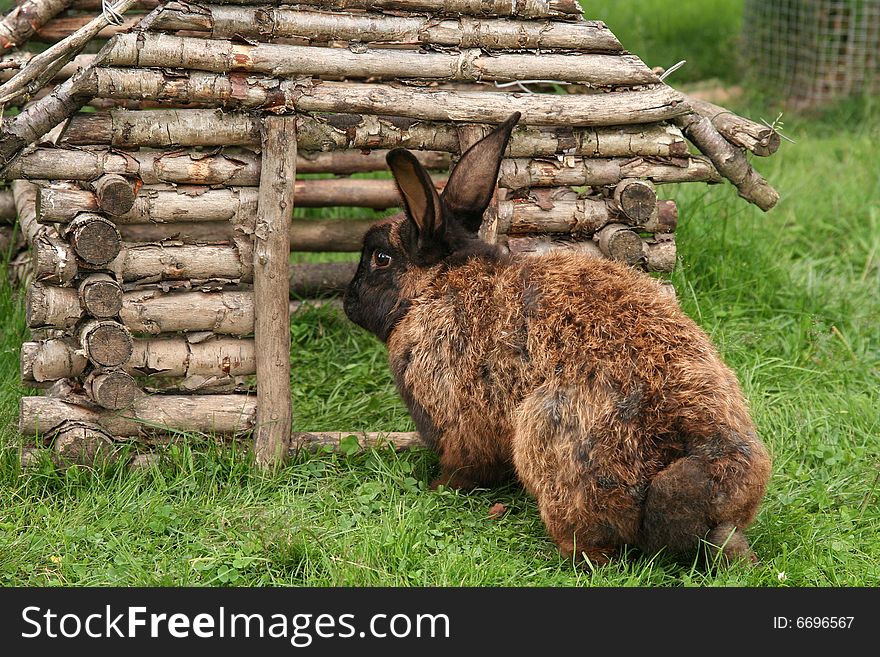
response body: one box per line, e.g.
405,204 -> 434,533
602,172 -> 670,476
344,114 -> 771,566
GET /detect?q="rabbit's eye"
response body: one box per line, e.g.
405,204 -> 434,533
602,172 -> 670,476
372,250 -> 392,269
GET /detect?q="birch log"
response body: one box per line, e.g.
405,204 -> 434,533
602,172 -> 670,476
595,223 -> 645,266
94,174 -> 137,215
22,150 -> 706,203
296,149 -> 450,174
33,238 -> 254,284
71,0 -> 582,18
37,181 -> 401,224
52,421 -> 115,464
65,213 -> 123,266
129,335 -> 256,378
79,319 -> 134,367
613,179 -> 656,224
40,182 -> 676,238
0,53 -> 94,83
77,69 -> 690,126
508,234 -> 676,272
120,288 -> 255,335
111,242 -> 253,283
21,338 -> 88,385
252,115 -> 295,469
674,112 -> 779,211
118,218 -> 372,249
265,0 -> 584,19
26,276 -> 123,327
21,335 -> 257,383
104,33 -> 656,87
59,110 -> 689,157
38,184 -> 260,225
73,0 -> 156,8
5,148 -> 263,185
290,431 -> 422,454
498,155 -> 720,187
14,179 -> 78,285
79,273 -> 124,318
32,232 -> 79,284
71,0 -> 583,19
0,0 -> 72,56
19,393 -> 258,438
27,281 -> 83,328
84,369 -> 141,410
152,5 -> 618,51
496,197 -> 676,235
687,96 -> 781,156
643,235 -> 677,273
12,179 -> 44,244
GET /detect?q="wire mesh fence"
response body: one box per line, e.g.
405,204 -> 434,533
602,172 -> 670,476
742,0 -> 880,108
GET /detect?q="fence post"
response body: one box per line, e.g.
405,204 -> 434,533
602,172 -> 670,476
252,114 -> 296,470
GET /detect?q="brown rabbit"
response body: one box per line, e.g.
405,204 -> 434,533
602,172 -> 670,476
344,113 -> 771,566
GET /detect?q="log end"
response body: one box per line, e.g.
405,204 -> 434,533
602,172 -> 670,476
596,223 -> 645,266
25,281 -> 48,328
52,421 -> 117,466
652,200 -> 679,233
614,179 -> 657,224
645,237 -> 677,273
69,215 -> 122,266
33,234 -> 78,285
95,174 -> 137,215
81,320 -> 134,368
79,275 -> 123,318
87,370 -> 140,410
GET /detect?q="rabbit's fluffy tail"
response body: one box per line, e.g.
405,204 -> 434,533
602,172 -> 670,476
636,439 -> 770,564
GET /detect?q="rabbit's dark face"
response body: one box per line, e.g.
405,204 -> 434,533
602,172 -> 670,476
344,112 -> 521,342
343,216 -> 413,341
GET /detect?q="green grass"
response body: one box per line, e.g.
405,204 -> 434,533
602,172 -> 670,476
582,0 -> 746,85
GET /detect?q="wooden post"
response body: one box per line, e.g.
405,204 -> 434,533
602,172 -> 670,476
252,115 -> 295,470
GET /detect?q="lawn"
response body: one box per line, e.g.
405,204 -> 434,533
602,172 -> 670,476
0,1 -> 877,587
585,0 -> 746,84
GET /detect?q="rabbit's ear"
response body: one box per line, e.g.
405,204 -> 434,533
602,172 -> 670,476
442,112 -> 521,233
387,148 -> 444,254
